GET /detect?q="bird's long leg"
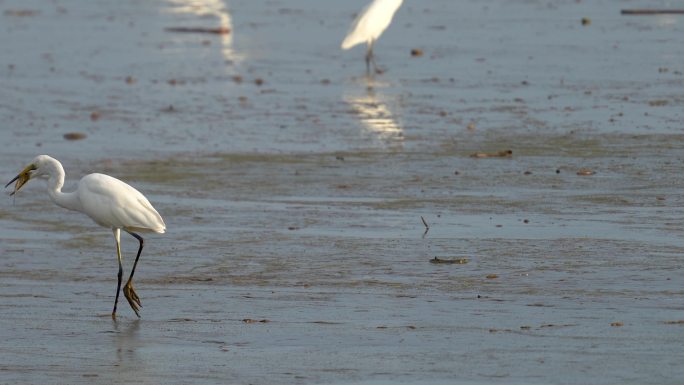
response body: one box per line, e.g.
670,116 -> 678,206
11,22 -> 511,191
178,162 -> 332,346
365,40 -> 374,75
112,228 -> 123,320
367,39 -> 381,75
123,231 -> 144,317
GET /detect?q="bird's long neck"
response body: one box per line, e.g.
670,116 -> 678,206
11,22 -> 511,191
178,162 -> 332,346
46,161 -> 81,212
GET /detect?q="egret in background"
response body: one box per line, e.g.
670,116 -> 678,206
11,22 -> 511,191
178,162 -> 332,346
5,155 -> 166,319
341,0 -> 403,74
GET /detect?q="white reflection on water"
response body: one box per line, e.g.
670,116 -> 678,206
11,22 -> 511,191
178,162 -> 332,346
164,0 -> 242,64
654,14 -> 678,27
344,79 -> 403,149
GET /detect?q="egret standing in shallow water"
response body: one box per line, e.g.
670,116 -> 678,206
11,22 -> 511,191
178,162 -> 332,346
341,0 -> 403,74
5,155 -> 165,319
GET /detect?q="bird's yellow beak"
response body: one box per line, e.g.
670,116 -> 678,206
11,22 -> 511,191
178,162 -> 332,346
5,164 -> 36,197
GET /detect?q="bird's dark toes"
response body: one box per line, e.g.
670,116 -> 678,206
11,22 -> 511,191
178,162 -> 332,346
123,284 -> 142,316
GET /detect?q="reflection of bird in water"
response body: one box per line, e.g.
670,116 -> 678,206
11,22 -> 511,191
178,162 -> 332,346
6,155 -> 166,319
345,86 -> 403,148
165,0 -> 241,64
341,0 -> 403,74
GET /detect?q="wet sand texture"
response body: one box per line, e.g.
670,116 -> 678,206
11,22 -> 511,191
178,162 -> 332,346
1,0 -> 684,384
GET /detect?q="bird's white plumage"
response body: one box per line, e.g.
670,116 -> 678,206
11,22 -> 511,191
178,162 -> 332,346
341,0 -> 403,49
6,154 -> 165,318
77,173 -> 165,233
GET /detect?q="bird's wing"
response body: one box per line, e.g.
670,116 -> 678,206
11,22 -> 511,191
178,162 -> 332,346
78,174 -> 166,233
341,0 -> 377,49
341,0 -> 402,49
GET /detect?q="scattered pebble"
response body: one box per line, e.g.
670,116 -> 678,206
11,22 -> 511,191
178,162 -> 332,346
576,168 -> 595,176
610,322 -> 624,327
242,319 -> 270,324
486,274 -> 499,279
90,111 -> 100,121
125,76 -> 136,85
254,78 -> 264,86
63,132 -> 87,141
470,150 -> 512,158
581,17 -> 591,26
410,48 -> 423,57
4,9 -> 39,17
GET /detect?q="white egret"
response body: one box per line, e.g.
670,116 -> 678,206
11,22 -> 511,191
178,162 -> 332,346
341,0 -> 403,74
5,155 -> 165,319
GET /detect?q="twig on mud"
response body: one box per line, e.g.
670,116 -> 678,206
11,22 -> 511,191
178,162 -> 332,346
421,216 -> 430,238
621,9 -> 684,15
165,27 -> 231,35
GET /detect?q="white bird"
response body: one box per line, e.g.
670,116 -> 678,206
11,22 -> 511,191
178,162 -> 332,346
341,0 -> 403,74
5,155 -> 165,319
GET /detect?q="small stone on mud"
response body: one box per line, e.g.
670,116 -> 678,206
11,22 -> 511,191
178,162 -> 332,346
63,132 -> 87,141
610,322 -> 624,327
90,111 -> 100,121
581,17 -> 591,26
486,274 -> 499,279
576,168 -> 595,176
649,99 -> 668,107
243,319 -> 270,324
470,150 -> 512,158
411,48 -> 423,57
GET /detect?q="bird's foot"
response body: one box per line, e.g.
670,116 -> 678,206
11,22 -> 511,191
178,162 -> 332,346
123,282 -> 142,317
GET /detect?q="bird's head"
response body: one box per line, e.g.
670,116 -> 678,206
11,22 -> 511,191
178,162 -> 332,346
5,155 -> 54,196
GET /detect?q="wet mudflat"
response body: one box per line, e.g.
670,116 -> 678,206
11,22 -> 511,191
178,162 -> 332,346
1,0 -> 684,384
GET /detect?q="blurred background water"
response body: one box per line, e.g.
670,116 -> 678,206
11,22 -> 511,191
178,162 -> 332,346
1,1 -> 683,384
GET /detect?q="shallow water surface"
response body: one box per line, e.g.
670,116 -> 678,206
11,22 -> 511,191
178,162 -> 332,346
1,0 -> 683,384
